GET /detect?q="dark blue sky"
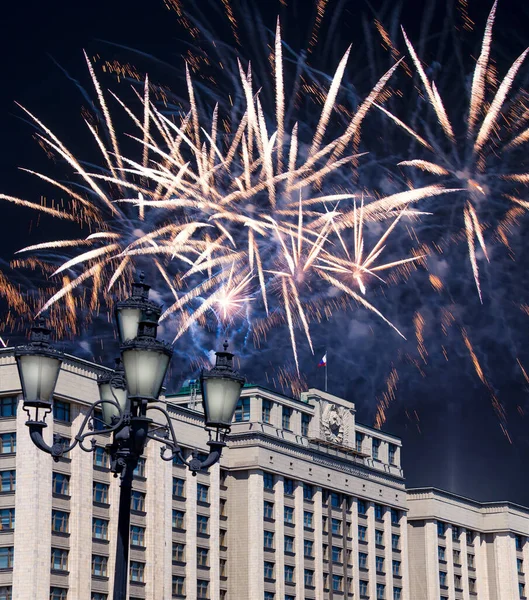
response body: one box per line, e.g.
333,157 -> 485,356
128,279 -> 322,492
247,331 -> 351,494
1,0 -> 528,505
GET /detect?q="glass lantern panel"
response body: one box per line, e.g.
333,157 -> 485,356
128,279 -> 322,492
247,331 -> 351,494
18,354 -> 61,404
203,377 -> 242,427
99,383 -> 127,425
122,349 -> 170,400
117,307 -> 142,343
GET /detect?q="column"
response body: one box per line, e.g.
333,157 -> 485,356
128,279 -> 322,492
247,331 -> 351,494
474,532 -> 490,599
367,502 -> 377,599
185,465 -> 198,600
145,440 -> 172,599
425,520 -> 440,600
250,395 -> 261,423
460,528 -> 470,600
383,508 -> 393,600
445,525 -> 455,599
107,458 -> 120,597
494,533 -> 517,600
67,405 -> 93,599
247,471 -> 264,598
294,482 -> 304,597
13,397 -> 53,600
314,487 -> 324,600
400,511 -> 411,600
209,463 -> 221,600
350,498 -> 360,600
274,478 -> 285,600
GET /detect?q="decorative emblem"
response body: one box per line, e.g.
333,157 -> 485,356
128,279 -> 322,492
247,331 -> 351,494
321,403 -> 346,444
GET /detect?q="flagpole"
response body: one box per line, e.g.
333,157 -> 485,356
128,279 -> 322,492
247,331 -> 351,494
325,353 -> 328,392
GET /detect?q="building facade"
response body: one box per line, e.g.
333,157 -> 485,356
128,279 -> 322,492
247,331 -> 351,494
407,487 -> 529,600
0,346 -> 527,600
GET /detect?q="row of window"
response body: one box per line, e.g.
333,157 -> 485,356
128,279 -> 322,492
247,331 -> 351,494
172,509 -> 210,535
264,529 -> 400,552
234,398 -> 311,436
439,571 -> 476,592
437,521 -> 475,544
0,397 -> 72,422
264,551 -> 400,575
438,545 -> 475,567
172,478 -> 209,503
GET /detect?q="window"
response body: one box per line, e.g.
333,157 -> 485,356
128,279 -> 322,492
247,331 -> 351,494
197,579 -> 209,599
91,594 -> 107,600
0,434 -> 15,454
359,552 -> 368,569
0,509 -> 14,531
331,546 -> 342,562
93,447 -> 108,468
93,482 -> 109,504
284,536 -> 294,553
282,406 -> 292,430
220,559 -> 227,577
331,492 -> 341,508
92,555 -> 108,577
518,558 -> 524,573
332,574 -> 342,592
331,518 -> 341,535
392,560 -> 401,576
90,518 -> 108,541
50,589 -> 67,600
374,504 -> 384,520
376,583 -> 385,599
220,499 -> 227,517
133,458 -> 145,478
304,569 -> 314,587
392,533 -> 400,550
0,548 -> 13,569
356,432 -> 364,452
375,529 -> 384,546
322,544 -> 328,560
322,516 -> 328,533
359,525 -> 367,541
393,588 -> 402,600
285,596 -> 295,600
0,397 -> 17,418
284,507 -> 294,525
304,540 -> 314,558
455,574 -> 462,590
173,510 -> 185,529
357,499 -> 367,515
439,571 -> 447,586
372,438 -> 380,460
301,413 -> 310,436
197,484 -> 209,503
172,576 -> 185,596
263,472 -> 274,490
520,583 -> 526,598
264,530 -> 274,549
453,549 -> 461,565
197,547 -> 209,567
438,546 -> 446,561
220,529 -> 227,547
264,501 -> 274,519
451,525 -> 460,541
53,401 -> 70,422
0,471 -> 15,493
437,521 -> 446,537
469,578 -> 476,593
262,400 -> 271,423
173,542 -> 185,562
284,478 -> 294,496
173,477 -> 185,497
284,565 -> 294,583
264,593 -> 274,600
391,508 -> 400,525
52,473 -> 69,496
467,553 -> 474,568
130,561 -> 144,582
303,511 -> 313,529
516,535 -> 524,550
197,515 -> 209,534
360,580 -> 368,596
52,510 -> 69,533
219,469 -> 228,487
388,443 -> 396,464
466,529 -> 474,545
303,483 -> 313,501
51,548 -> 68,571
131,491 -> 145,512
234,397 -> 250,422
130,526 -> 145,547
264,561 -> 274,579
376,556 -> 384,573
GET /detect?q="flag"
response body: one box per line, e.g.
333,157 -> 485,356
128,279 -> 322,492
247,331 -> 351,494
318,353 -> 327,367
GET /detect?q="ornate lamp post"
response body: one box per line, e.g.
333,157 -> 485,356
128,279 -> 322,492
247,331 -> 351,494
14,274 -> 245,600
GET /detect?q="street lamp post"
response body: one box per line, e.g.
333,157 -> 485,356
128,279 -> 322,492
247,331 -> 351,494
14,274 -> 245,600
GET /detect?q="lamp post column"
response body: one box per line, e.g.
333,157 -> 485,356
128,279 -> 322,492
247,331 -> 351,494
113,460 -> 136,600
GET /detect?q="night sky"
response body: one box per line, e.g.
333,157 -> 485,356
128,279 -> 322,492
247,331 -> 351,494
1,0 -> 529,505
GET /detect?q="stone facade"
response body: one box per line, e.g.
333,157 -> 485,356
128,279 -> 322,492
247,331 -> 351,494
0,347 -> 527,600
